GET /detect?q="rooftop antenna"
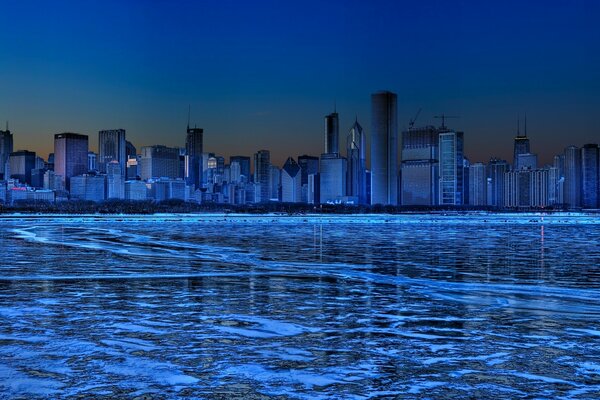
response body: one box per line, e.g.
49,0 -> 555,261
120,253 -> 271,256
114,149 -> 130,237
524,113 -> 527,137
187,105 -> 191,130
517,114 -> 520,136
433,114 -> 459,130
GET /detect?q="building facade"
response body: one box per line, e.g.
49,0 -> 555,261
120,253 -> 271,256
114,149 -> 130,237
370,91 -> 398,205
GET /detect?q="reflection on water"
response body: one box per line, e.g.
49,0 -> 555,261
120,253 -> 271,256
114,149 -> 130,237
1,215 -> 600,398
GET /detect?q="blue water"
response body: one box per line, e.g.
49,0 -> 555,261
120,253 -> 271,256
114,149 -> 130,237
1,214 -> 600,398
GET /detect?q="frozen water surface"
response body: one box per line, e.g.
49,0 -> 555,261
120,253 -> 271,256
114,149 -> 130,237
0,213 -> 600,398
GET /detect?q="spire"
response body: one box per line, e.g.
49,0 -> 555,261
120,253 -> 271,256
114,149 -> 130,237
187,105 -> 191,130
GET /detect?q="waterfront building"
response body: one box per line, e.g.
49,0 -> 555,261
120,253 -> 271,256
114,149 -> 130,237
298,155 -> 319,202
140,145 -> 180,181
253,150 -> 271,202
281,157 -> 302,203
401,125 -> 438,206
438,130 -> 465,205
124,180 -> 147,201
8,150 -> 36,185
563,145 -> 581,208
98,129 -> 126,175
325,111 -> 339,155
513,118 -> 530,170
468,162 -> 487,206
581,144 -> 599,208
347,119 -> 367,204
370,91 -> 398,205
487,158 -> 508,208
106,161 -> 124,199
185,126 -> 203,189
0,127 -> 13,180
319,153 -> 347,204
515,153 -> 538,170
54,133 -> 88,190
70,174 -> 106,202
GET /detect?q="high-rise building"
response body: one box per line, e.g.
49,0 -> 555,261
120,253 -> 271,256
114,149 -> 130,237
319,153 -> 347,204
125,141 -> 136,159
563,145 -> 581,208
98,129 -> 126,175
70,174 -> 106,202
269,165 -> 281,201
298,155 -> 319,203
54,133 -> 89,190
124,180 -> 147,200
106,161 -> 124,199
347,119 -> 367,204
487,158 -> 508,208
0,127 -> 14,180
513,118 -> 530,170
370,91 -> 398,205
438,130 -> 465,205
515,153 -> 537,170
140,145 -> 180,180
230,156 -> 251,182
468,162 -> 487,206
581,144 -> 599,208
400,125 -> 438,206
253,150 -> 271,202
281,157 -> 302,203
325,111 -> 339,155
185,127 -> 204,189
8,150 -> 36,185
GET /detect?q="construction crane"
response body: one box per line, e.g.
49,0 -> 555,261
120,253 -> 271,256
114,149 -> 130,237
433,114 -> 459,129
408,108 -> 422,129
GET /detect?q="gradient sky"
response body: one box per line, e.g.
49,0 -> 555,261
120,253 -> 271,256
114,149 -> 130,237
1,0 -> 599,167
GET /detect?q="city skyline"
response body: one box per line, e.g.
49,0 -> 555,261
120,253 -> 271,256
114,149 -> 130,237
1,1 -> 599,166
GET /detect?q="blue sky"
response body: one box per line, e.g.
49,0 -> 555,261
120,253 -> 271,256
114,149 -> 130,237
1,0 -> 599,166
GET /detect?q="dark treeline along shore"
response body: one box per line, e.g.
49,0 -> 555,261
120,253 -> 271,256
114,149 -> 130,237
0,199 -> 597,215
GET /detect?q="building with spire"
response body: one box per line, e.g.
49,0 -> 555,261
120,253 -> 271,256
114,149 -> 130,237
347,118 -> 367,204
513,116 -> 530,170
0,124 -> 13,180
325,109 -> 339,155
185,110 -> 204,189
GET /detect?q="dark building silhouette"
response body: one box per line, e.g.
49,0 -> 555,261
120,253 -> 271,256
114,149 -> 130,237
581,144 -> 599,208
54,133 -> 89,190
370,91 -> 398,205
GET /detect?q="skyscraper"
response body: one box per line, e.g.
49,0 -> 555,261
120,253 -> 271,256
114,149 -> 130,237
438,130 -> 465,205
563,145 -> 581,208
370,91 -> 398,205
0,127 -> 14,180
281,157 -> 302,203
98,129 -> 126,175
253,150 -> 270,202
513,117 -> 530,170
581,144 -> 599,208
230,156 -> 251,182
487,158 -> 508,207
54,133 -> 89,190
325,111 -> 339,155
106,161 -> 124,199
468,162 -> 487,206
139,145 -> 180,180
8,150 -> 36,185
319,154 -> 347,204
347,119 -> 367,204
400,125 -> 439,206
185,126 -> 204,189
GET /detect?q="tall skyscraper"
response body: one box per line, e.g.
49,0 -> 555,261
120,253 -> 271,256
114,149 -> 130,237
347,119 -> 367,204
106,161 -> 124,199
487,158 -> 508,207
185,126 -> 204,189
139,145 -> 180,180
253,150 -> 271,202
269,165 -> 281,201
438,130 -> 465,205
230,156 -> 251,182
319,154 -> 347,204
298,155 -> 319,203
54,133 -> 89,190
581,144 -> 599,208
468,162 -> 487,206
8,150 -> 36,185
563,145 -> 581,208
325,111 -> 339,155
0,127 -> 14,180
513,117 -> 530,170
281,157 -> 302,203
370,91 -> 398,205
98,129 -> 126,175
400,125 -> 439,206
